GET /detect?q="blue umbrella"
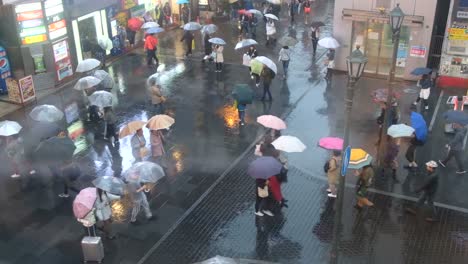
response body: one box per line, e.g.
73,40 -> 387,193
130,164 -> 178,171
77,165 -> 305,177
176,0 -> 189,3
410,112 -> 427,142
411,67 -> 432,76
248,157 -> 283,179
443,110 -> 468,125
146,27 -> 164,34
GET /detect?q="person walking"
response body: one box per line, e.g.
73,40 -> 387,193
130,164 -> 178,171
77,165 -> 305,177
250,13 -> 258,39
268,175 -> 288,209
131,129 -> 147,162
94,188 -> 116,239
405,106 -> 427,169
405,161 -> 439,222
413,74 -> 432,110
103,106 -> 119,146
265,18 -> 276,46
181,4 -> 189,25
129,181 -> 154,224
163,2 -> 172,26
239,13 -> 250,35
181,30 -> 194,57
310,26 -> 319,55
246,46 -> 260,86
150,129 -> 165,161
355,165 -> 374,210
326,150 -> 341,198
289,0 -> 295,22
383,136 -> 400,182
260,66 -> 274,101
278,46 -> 291,79
58,161 -> 81,198
149,79 -> 165,114
236,100 -> 247,125
213,44 -> 224,72
438,123 -> 467,174
202,33 -> 212,63
144,33 -> 159,66
303,0 -> 311,24
324,48 -> 335,80
154,2 -> 163,26
255,179 -> 274,216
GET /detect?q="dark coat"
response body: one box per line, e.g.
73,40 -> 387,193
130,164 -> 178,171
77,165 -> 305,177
416,171 -> 439,196
181,31 -> 194,44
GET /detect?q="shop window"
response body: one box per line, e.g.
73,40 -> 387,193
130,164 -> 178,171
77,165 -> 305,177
374,0 -> 391,10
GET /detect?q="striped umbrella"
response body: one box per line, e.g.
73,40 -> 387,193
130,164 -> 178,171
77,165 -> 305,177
348,148 -> 373,169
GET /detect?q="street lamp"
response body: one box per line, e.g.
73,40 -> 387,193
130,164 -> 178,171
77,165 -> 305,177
330,46 -> 367,264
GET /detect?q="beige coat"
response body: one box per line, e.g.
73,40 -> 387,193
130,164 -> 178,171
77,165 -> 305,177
214,46 -> 224,63
327,156 -> 341,185
151,85 -> 163,104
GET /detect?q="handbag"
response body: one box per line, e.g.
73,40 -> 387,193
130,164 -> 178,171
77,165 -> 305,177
258,186 -> 269,198
304,7 -> 311,13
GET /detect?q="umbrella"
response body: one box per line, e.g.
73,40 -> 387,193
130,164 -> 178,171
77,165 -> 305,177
176,0 -> 189,3
146,114 -> 175,130
93,70 -> 114,89
73,187 -> 97,219
411,67 -> 432,76
88,90 -> 113,108
124,161 -> 165,183
238,9 -> 251,15
252,56 -> 277,74
250,59 -> 263,75
146,27 -> 165,34
0,120 -> 22,136
209,37 -> 226,45
248,9 -> 263,16
128,17 -> 143,31
310,21 -> 325,27
98,37 -> 113,50
229,0 -> 238,3
248,157 -> 283,179
257,115 -> 286,130
73,76 -> 101,90
30,123 -> 61,141
183,22 -> 202,31
194,256 -> 238,264
348,148 -> 373,169
235,39 -> 258,50
202,24 -> 218,34
371,88 -> 400,103
232,84 -> 254,104
92,176 -> 125,195
141,21 -> 160,29
119,121 -> 146,138
279,36 -> 298,46
264,13 -> 279,20
29,105 -> 64,122
76,58 -> 101,72
443,110 -> 468,125
410,111 -> 427,141
387,124 -> 415,138
267,0 -> 281,4
318,137 -> 343,150
34,136 -> 76,163
272,135 -> 306,153
318,37 -> 340,49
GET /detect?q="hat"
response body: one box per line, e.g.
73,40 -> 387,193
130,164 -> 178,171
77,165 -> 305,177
425,161 -> 438,168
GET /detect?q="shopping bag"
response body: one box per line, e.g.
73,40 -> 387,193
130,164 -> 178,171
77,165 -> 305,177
243,54 -> 251,66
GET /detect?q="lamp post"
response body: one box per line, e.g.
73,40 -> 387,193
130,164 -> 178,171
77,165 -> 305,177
378,4 -> 405,164
330,47 -> 368,264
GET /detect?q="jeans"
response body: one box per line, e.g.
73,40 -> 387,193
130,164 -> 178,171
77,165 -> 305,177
416,191 -> 437,217
262,82 -> 272,101
215,62 -> 223,71
281,60 -> 289,75
442,149 -> 465,170
146,49 -> 158,65
238,110 -> 245,123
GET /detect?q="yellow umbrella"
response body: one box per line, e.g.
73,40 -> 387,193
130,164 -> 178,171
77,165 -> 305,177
119,121 -> 146,139
146,115 -> 175,130
348,148 -> 373,169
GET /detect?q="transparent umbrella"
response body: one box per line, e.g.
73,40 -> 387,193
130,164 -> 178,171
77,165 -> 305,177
183,22 -> 202,31
73,76 -> 101,90
88,90 -> 114,108
202,24 -> 218,34
92,176 -> 125,195
124,161 -> 165,183
29,105 -> 64,123
93,70 -> 114,89
0,120 -> 22,136
76,59 -> 101,72
141,21 -> 160,29
235,39 -> 258,49
208,38 -> 226,45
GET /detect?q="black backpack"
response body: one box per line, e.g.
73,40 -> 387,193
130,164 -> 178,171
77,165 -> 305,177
324,158 -> 335,173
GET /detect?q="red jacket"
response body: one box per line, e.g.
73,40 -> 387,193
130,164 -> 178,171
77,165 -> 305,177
268,176 -> 283,202
144,35 -> 158,50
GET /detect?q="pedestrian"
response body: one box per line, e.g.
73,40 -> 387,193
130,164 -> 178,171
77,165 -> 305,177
144,33 -> 159,66
383,136 -> 400,182
404,106 -> 427,169
214,44 -> 224,72
297,0 -> 303,14
154,2 -> 163,26
354,165 -> 374,210
265,18 -> 276,46
5,135 -> 35,178
249,13 -> 258,39
131,128 -> 147,162
326,150 -> 341,198
246,46 -> 260,86
163,2 -> 172,26
289,0 -> 295,22
128,181 -> 154,224
126,28 -> 136,48
94,188 -> 116,239
149,78 -> 165,114
278,46 -> 291,79
324,48 -> 335,80
310,26 -> 319,55
405,161 -> 439,222
303,0 -> 311,24
234,99 -> 247,125
255,179 -> 274,216
181,4 -> 189,25
81,36 -> 92,59
439,123 -> 467,174
93,42 -> 106,67
58,161 -> 81,198
150,129 -> 165,160
260,66 -> 274,101
181,30 -> 194,57
202,33 -> 212,63
413,74 -> 432,110
268,175 -> 288,210
239,13 -> 250,35
103,106 -> 119,146
143,11 -> 154,22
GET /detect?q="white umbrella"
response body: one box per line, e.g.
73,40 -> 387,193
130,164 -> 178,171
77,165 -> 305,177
98,37 -> 113,50
76,58 -> 101,72
264,13 -> 279,20
248,9 -> 263,16
252,56 -> 277,74
29,105 -> 64,123
141,21 -> 160,29
266,0 -> 281,4
0,120 -> 22,136
235,39 -> 258,50
318,37 -> 340,49
387,124 -> 415,138
124,161 -> 165,183
74,76 -> 102,90
93,70 -> 114,89
272,136 -> 307,153
202,24 -> 218,34
209,37 -> 226,45
88,91 -> 114,108
183,22 -> 202,31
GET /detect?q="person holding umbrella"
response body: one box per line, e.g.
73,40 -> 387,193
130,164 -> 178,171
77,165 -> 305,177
131,128 -> 147,162
144,33 -> 159,66
246,46 -> 260,86
324,48 -> 335,80
405,105 -> 427,169
310,26 -> 320,55
163,2 -> 172,26
103,106 -> 119,146
202,32 -> 212,63
94,187 -> 117,239
265,18 -> 276,46
413,74 -> 432,110
278,46 -> 291,79
326,150 -> 341,198
181,30 -> 195,57
355,164 -> 375,210
261,65 -> 275,101
383,136 -> 400,182
5,134 -> 35,178
150,129 -> 165,161
128,180 -> 155,224
214,44 -> 224,72
438,123 -> 467,174
149,78 -> 165,114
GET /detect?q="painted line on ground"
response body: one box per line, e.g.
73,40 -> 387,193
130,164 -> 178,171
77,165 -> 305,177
429,89 -> 444,132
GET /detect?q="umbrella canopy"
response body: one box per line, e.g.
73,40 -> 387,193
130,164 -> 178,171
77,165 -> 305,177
443,110 -> 468,125
29,105 -> 64,122
318,137 -> 343,150
250,59 -> 263,75
256,115 -> 286,130
141,21 -> 160,29
272,135 -> 306,153
252,56 -> 277,74
0,120 -> 22,136
93,70 -> 114,89
128,17 -> 143,31
235,39 -> 258,50
310,21 -> 325,27
279,36 -> 298,46
267,0 -> 281,4
411,67 -> 432,76
183,22 -> 202,31
209,37 -> 226,45
98,37 -> 113,50
371,88 -> 400,103
34,136 -> 76,163
229,0 -> 238,3
73,187 -> 97,219
92,176 -> 125,195
119,121 -> 146,138
124,161 -> 165,183
387,124 -> 415,138
76,58 -> 101,72
248,9 -> 263,16
88,90 -> 113,108
232,84 -> 254,104
73,76 -> 101,90
30,123 -> 61,141
194,256 -> 239,264
318,37 -> 340,49
248,157 -> 283,179
146,27 -> 165,34
264,13 -> 279,20
146,114 -> 175,130
348,149 -> 373,169
176,0 -> 189,3
202,24 -> 218,34
410,112 -> 427,141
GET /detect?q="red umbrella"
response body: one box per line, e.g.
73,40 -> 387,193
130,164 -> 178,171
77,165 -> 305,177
127,17 -> 143,31
238,9 -> 252,16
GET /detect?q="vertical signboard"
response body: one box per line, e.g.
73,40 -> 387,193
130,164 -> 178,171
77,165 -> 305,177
53,40 -> 73,81
15,2 -> 48,45
44,0 -> 67,41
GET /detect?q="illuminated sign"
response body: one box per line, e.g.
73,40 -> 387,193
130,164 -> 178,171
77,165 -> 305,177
45,4 -> 64,17
49,27 -> 67,40
48,19 -> 66,32
21,34 -> 47,45
46,13 -> 64,24
44,0 -> 63,8
17,10 -> 44,21
19,19 -> 44,29
15,3 -> 42,13
20,26 -> 47,38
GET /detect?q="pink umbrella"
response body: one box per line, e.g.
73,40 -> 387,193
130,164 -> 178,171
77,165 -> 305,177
318,137 -> 343,150
73,187 -> 97,219
257,115 -> 287,130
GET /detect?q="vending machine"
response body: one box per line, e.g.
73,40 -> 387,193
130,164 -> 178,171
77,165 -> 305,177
0,46 -> 12,94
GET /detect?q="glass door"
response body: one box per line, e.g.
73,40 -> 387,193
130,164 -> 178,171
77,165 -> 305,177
365,22 -> 384,75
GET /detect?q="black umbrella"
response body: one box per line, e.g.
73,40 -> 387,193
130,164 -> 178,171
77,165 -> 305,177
310,21 -> 325,27
444,110 -> 468,125
34,136 -> 76,164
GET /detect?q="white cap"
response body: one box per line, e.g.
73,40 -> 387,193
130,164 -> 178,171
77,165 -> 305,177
426,160 -> 438,168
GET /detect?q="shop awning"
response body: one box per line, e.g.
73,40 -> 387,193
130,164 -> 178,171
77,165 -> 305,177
342,9 -> 424,27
